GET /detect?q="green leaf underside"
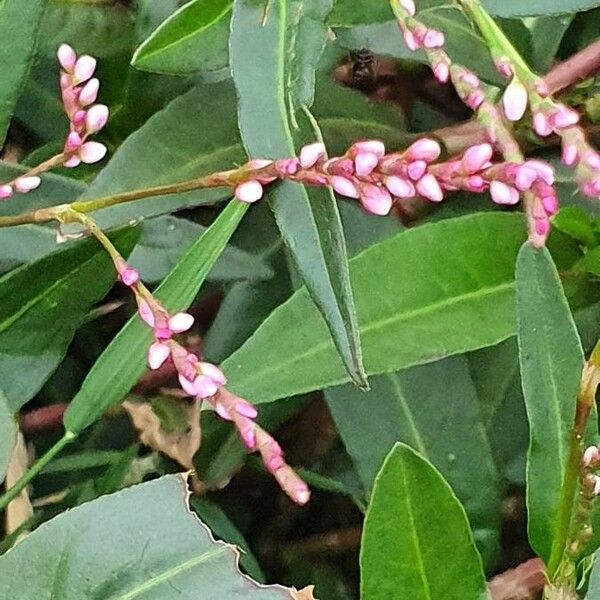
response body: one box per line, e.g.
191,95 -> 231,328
132,0 -> 232,75
64,200 -> 248,434
0,475 -> 293,599
230,0 -> 366,386
0,0 -> 49,146
516,244 -> 584,564
0,228 -> 138,412
222,213 -> 526,404
327,356 -> 500,566
360,443 -> 489,600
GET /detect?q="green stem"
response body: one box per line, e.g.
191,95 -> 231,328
0,431 -> 75,512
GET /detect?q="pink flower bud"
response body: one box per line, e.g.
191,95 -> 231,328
561,142 -> 578,166
63,156 -> 81,169
403,30 -> 419,51
515,165 -> 538,191
78,141 -> 107,164
235,179 -> 263,203
168,312 -> 194,333
73,55 -> 97,85
423,29 -> 444,48
178,373 -> 218,398
65,131 -> 82,151
583,446 -> 599,467
535,216 -> 550,237
57,44 -> 77,71
466,90 -> 485,110
490,181 -> 520,205
0,185 -> 13,199
495,58 -> 513,79
199,361 -> 227,386
275,157 -> 300,175
85,104 -> 109,134
433,61 -> 449,83
407,138 -> 441,162
407,160 -> 427,181
542,194 -> 559,216
502,78 -> 528,122
459,71 -> 480,88
13,176 -> 41,193
466,175 -> 487,192
352,140 -> 385,158
119,267 -> 139,286
213,401 -> 232,420
585,152 -> 600,169
331,175 -> 359,199
384,175 -> 415,198
533,111 -> 552,137
526,160 -> 554,185
299,142 -> 326,168
360,183 -> 392,215
462,143 -> 493,174
416,174 -> 443,202
399,0 -> 416,15
148,342 -> 170,370
78,78 -> 99,106
354,152 -> 380,176
235,399 -> 258,419
293,485 -> 311,505
137,299 -> 155,327
550,104 -> 579,129
72,110 -> 86,129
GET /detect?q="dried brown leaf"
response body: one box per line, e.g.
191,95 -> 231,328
123,398 -> 201,469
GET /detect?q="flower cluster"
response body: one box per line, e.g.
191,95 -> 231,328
114,261 -> 310,505
233,138 -> 558,233
57,44 -> 108,167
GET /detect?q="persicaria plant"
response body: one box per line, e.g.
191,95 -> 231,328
0,0 -> 599,599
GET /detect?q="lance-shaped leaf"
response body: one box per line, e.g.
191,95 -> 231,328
230,0 -> 366,386
0,228 -> 138,411
222,213 -> 526,404
64,200 -> 248,434
0,391 -> 16,485
0,475 -> 305,599
132,0 -> 232,75
516,243 -> 584,565
0,0 -> 49,145
360,443 -> 490,600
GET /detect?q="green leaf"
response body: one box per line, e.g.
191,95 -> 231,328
0,391 -> 16,485
360,443 -> 490,600
552,206 -> 597,248
0,0 -> 48,145
230,0 -> 366,386
526,15 -> 573,73
132,0 -> 231,75
222,213 -> 526,404
327,356 -> 500,567
129,216 -> 274,283
64,200 -> 248,434
78,82 -> 246,228
516,243 -> 584,565
0,228 -> 138,412
0,475 -> 296,599
481,0 -> 600,17
587,550 -> 600,598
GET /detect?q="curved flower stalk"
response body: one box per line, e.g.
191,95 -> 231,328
0,44 -> 107,201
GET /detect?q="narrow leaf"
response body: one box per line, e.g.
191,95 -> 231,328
222,213 -> 526,404
0,0 -> 49,145
132,0 -> 231,75
0,228 -> 138,411
0,391 -> 16,485
327,356 -> 500,566
516,243 -> 584,564
360,443 -> 490,600
230,0 -> 366,386
64,200 -> 248,434
0,475 -> 298,599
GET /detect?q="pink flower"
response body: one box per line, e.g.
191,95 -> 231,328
399,0 -> 416,15
495,58 -> 513,79
235,180 -> 263,203
13,176 -> 41,193
433,61 -> 449,83
384,176 -> 415,198
78,141 -> 107,164
178,373 -> 219,398
299,142 -> 326,168
354,152 -> 380,176
57,44 -> 77,71
533,111 -> 552,137
352,140 -> 385,158
85,104 -> 109,134
0,185 -> 13,199
407,138 -> 441,162
462,144 -> 493,174
148,341 -> 170,370
416,174 -> 443,202
526,160 -> 554,185
168,312 -> 195,333
73,55 -> 97,85
561,142 -> 578,166
331,175 -> 359,199
423,29 -> 444,48
78,78 -> 99,106
118,266 -> 139,286
490,181 -> 520,205
502,78 -> 528,122
199,361 -> 227,386
584,446 -> 600,467
360,183 -> 392,215
550,104 -> 579,129
403,30 -> 419,51
466,90 -> 485,110
407,160 -> 427,181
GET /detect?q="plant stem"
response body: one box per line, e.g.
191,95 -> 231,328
0,431 -> 75,512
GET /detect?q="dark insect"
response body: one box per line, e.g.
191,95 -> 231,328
348,48 -> 379,92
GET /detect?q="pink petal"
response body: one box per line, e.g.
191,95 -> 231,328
57,44 -> 77,71
137,299 -> 155,327
235,399 -> 258,419
199,361 -> 227,386
514,165 -> 538,191
0,185 -> 13,199
359,183 -> 393,215
120,267 -> 139,286
235,180 -> 263,203
331,175 -> 359,199
85,104 -> 109,134
490,181 -> 520,205
423,29 -> 444,48
416,174 -> 443,202
502,78 -> 528,122
403,30 -> 419,51
354,152 -> 379,177
399,0 -> 416,15
148,342 -> 170,370
461,144 -> 493,174
78,142 -> 107,164
168,312 -> 194,333
384,176 -> 415,198
407,160 -> 427,181
433,61 -> 449,83
13,176 -> 41,193
78,78 -> 99,106
550,104 -> 579,129
63,156 -> 81,169
407,138 -> 441,162
533,111 -> 552,137
73,55 -> 97,85
191,375 -> 219,399
352,140 -> 385,158
525,160 -> 554,185
299,142 -> 326,168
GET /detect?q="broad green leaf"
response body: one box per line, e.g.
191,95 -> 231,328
481,0 -> 600,17
327,356 -> 500,567
132,0 -> 231,75
0,0 -> 48,145
222,213 -> 526,404
587,550 -> 600,598
526,15 -> 573,73
64,200 -> 248,434
552,206 -> 597,248
78,82 -> 246,228
0,475 -> 297,599
191,496 -> 264,581
230,0 -> 366,386
129,216 -> 274,283
360,443 -> 490,600
0,228 -> 137,412
0,391 -> 16,485
516,243 -> 584,565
